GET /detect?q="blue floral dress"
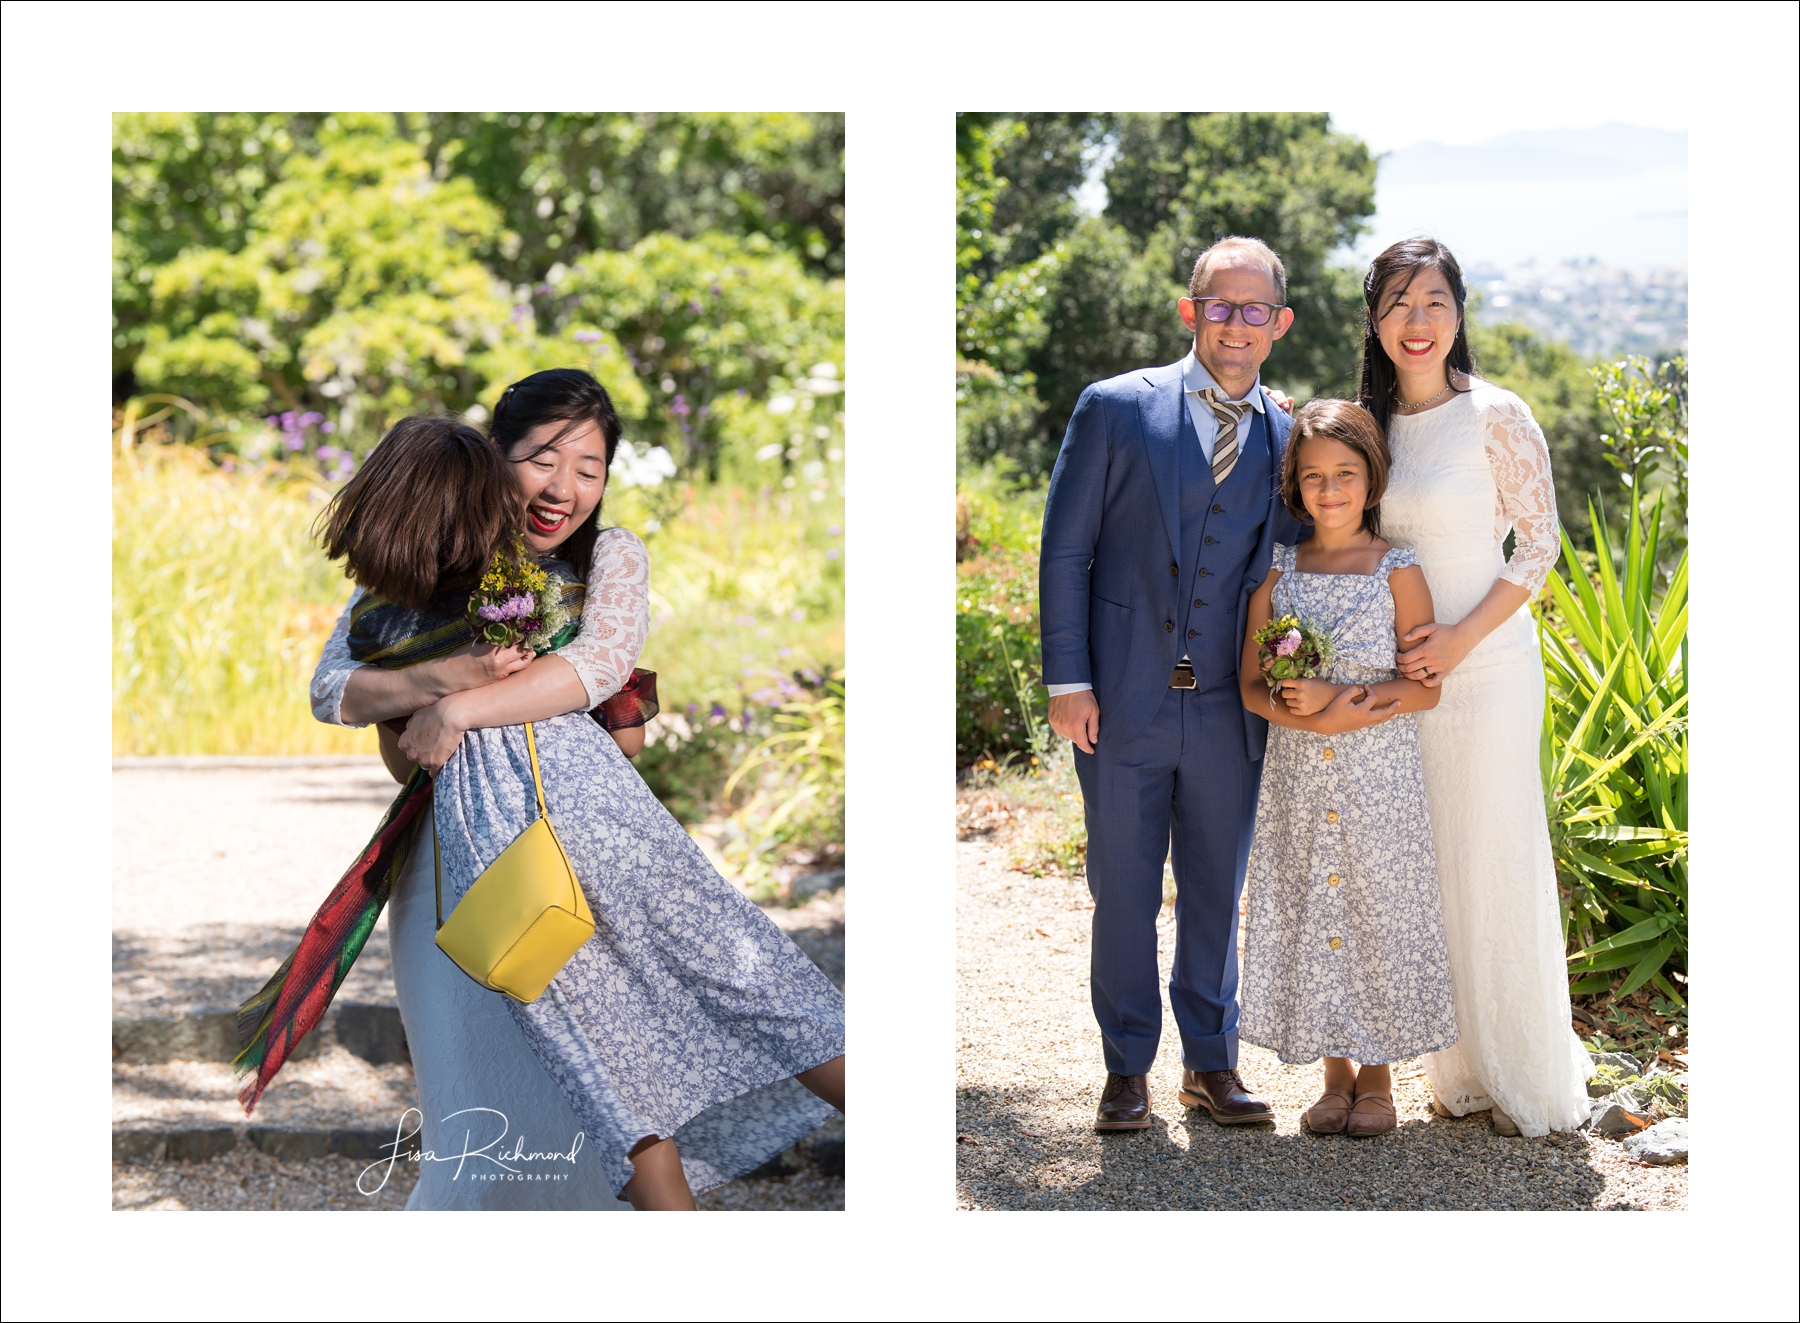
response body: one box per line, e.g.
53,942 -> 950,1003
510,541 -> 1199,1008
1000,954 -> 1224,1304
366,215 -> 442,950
1239,544 -> 1459,1066
314,529 -> 842,1204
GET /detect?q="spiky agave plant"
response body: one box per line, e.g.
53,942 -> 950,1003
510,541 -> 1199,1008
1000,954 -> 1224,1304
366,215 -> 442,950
1539,493 -> 1687,1005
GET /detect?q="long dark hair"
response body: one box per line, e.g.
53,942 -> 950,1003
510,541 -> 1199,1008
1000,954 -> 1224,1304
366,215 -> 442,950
1357,238 -> 1477,433
490,368 -> 622,573
318,416 -> 522,608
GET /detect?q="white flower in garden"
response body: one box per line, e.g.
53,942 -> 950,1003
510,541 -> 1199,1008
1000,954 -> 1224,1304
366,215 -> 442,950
755,443 -> 784,461
609,440 -> 677,488
767,394 -> 796,415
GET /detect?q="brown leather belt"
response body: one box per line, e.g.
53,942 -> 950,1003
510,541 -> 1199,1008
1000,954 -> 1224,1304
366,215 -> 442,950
1169,660 -> 1197,690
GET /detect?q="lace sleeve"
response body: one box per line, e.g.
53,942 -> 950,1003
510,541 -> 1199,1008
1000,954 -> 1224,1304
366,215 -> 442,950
1483,392 -> 1560,595
309,589 -> 371,727
555,528 -> 650,708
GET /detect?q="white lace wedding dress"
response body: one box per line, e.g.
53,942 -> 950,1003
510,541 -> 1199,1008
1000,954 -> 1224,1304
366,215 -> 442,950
1381,380 -> 1594,1136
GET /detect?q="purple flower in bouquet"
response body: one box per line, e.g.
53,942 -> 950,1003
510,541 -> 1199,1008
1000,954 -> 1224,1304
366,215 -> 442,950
477,591 -> 536,623
1275,629 -> 1301,657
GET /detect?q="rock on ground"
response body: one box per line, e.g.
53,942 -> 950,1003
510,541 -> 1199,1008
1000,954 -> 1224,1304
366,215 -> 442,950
955,838 -> 1686,1211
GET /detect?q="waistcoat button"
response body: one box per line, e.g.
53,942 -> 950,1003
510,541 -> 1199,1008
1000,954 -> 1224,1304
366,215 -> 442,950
1212,504 -> 1224,514
1164,621 -> 1174,633
1198,568 -> 1210,578
1187,629 -> 1197,639
1193,599 -> 1204,608
1205,536 -> 1216,545
1169,563 -> 1178,577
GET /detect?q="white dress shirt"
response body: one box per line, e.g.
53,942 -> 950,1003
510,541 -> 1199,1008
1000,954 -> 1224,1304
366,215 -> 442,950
1045,354 -> 1265,698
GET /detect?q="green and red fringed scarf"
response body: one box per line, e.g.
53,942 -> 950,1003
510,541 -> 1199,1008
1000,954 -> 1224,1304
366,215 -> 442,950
233,554 -> 657,1113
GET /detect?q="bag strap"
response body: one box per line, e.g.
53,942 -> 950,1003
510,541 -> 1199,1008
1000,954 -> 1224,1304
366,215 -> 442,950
523,720 -> 549,821
434,721 -> 549,933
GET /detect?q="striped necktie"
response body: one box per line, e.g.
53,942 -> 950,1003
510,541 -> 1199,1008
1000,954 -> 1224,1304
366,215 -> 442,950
1199,388 -> 1249,487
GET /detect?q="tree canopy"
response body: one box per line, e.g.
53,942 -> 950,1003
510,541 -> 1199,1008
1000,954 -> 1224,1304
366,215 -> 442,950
113,112 -> 843,481
956,112 -> 1377,475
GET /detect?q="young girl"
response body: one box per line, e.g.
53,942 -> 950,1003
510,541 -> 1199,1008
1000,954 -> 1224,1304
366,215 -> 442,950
1237,398 -> 1459,1138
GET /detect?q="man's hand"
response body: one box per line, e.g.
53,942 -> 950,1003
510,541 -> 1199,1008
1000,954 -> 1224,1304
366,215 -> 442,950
1048,690 -> 1100,754
1266,387 -> 1295,416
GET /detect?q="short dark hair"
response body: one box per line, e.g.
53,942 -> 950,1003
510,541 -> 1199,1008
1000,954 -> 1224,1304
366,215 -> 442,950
1358,237 -> 1476,432
491,368 -> 623,574
1280,398 -> 1391,539
1188,236 -> 1288,303
317,416 -> 521,608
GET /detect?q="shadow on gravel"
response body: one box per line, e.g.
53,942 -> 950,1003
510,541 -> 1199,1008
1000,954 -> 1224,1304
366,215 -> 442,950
113,923 -> 396,1018
955,1085 -> 1608,1211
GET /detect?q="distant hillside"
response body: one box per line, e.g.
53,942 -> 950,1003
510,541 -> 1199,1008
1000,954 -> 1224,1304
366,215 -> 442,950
1467,260 -> 1686,361
1382,123 -> 1686,186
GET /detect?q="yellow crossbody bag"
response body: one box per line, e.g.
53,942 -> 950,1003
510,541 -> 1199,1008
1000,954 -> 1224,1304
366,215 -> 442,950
433,722 -> 595,1002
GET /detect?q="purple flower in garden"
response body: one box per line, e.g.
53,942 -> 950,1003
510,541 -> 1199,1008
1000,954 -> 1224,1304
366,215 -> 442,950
535,283 -> 554,296
573,329 -> 601,344
778,647 -> 792,659
697,404 -> 710,417
265,415 -> 279,427
827,524 -> 842,536
736,387 -> 747,397
710,703 -> 727,720
790,609 -> 805,622
826,548 -> 840,560
299,411 -> 323,427
670,395 -> 691,418
688,299 -> 703,314
710,283 -> 723,298
320,420 -> 336,433
285,433 -> 305,452
511,304 -> 530,324
280,411 -> 297,428
1275,629 -> 1301,657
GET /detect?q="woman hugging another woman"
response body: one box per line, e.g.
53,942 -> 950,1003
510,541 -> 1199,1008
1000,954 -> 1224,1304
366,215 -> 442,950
236,369 -> 845,1210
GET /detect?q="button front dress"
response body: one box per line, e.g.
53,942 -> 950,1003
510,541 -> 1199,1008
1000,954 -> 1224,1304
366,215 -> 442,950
1239,544 -> 1459,1066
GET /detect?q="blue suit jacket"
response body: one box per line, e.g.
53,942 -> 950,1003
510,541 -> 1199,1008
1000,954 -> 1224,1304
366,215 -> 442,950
1038,360 -> 1302,758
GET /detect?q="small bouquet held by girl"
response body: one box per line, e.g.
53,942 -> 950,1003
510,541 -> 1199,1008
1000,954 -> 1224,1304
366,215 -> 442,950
1252,614 -> 1333,708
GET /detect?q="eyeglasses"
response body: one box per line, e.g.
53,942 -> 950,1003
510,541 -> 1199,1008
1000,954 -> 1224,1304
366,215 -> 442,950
1193,298 -> 1284,327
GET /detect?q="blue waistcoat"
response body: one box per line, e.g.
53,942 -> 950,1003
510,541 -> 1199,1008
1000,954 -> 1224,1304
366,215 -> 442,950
1175,402 -> 1272,692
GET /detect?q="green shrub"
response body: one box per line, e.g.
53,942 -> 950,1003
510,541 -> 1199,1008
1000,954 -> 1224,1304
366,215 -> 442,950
955,472 -> 1048,764
1541,493 -> 1687,1004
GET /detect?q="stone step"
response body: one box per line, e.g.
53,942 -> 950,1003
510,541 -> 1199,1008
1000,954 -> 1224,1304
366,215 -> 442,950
113,1002 -> 409,1065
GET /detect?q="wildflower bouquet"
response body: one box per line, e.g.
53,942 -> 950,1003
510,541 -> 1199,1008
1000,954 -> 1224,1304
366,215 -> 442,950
466,535 -> 573,652
1253,613 -> 1333,695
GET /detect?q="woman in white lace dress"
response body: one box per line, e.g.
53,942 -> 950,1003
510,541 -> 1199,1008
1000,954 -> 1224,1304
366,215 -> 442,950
1359,240 -> 1593,1137
312,371 -> 845,1208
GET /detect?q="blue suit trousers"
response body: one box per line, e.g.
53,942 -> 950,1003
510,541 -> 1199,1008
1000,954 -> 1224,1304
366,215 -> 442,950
1074,681 -> 1261,1076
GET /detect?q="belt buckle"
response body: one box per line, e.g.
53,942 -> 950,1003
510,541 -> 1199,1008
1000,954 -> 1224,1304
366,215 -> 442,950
1169,662 -> 1197,690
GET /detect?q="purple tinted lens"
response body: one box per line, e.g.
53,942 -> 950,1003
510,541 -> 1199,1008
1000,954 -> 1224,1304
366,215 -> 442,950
1200,300 -> 1272,325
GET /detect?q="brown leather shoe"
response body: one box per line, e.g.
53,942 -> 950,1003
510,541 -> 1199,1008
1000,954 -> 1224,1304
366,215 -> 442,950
1178,1068 -> 1274,1125
1095,1073 -> 1153,1131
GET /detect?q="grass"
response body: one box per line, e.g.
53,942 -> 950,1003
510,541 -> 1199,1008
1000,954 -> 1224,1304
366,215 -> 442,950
112,444 -> 847,884
113,445 -> 372,756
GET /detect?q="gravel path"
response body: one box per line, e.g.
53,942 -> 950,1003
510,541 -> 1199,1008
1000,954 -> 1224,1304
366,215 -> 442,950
955,837 -> 1685,1211
113,761 -> 844,1211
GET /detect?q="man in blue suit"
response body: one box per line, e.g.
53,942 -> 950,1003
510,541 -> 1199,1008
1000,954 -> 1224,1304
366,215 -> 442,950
1040,235 -> 1304,1130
